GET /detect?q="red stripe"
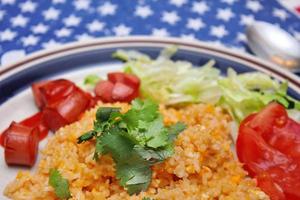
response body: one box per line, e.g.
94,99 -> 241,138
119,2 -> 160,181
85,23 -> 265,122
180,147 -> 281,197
296,6 -> 300,13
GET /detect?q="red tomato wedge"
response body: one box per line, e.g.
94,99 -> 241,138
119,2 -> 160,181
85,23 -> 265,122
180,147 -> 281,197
94,73 -> 140,103
31,81 -> 49,109
112,82 -> 138,102
0,112 -> 49,147
94,80 -> 114,102
32,79 -> 75,109
237,102 -> 300,200
31,79 -> 94,131
3,122 -> 39,166
42,88 -> 90,131
20,112 -> 49,141
108,72 -> 140,90
256,173 -> 285,200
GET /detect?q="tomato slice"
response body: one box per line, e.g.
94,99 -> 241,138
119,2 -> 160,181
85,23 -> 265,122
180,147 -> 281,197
256,173 -> 285,200
237,102 -> 300,199
94,80 -> 114,102
112,82 -> 138,102
43,88 -> 90,131
39,79 -> 76,106
108,72 -> 140,90
4,122 -> 39,166
20,112 -> 49,141
32,79 -> 76,109
31,81 -> 49,109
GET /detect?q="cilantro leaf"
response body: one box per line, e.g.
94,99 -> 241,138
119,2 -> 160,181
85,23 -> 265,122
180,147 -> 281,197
167,122 -> 186,142
96,107 -> 121,122
77,99 -> 186,195
77,130 -> 96,144
49,169 -> 71,200
142,197 -> 153,200
116,161 -> 152,195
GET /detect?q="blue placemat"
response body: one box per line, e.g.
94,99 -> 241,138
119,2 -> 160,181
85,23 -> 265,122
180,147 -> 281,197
0,0 -> 299,66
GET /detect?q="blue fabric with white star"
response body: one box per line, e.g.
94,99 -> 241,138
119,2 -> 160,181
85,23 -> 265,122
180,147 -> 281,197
0,0 -> 299,65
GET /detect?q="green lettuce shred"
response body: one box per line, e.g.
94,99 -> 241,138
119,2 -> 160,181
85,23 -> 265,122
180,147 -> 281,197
114,47 -> 300,122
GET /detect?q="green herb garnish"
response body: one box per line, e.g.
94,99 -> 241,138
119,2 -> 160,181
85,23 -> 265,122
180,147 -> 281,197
77,99 -> 186,195
84,74 -> 101,86
142,197 -> 153,200
49,169 -> 71,200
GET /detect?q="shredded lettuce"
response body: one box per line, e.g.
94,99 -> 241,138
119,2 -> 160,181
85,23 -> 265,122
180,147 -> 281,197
218,69 -> 300,122
116,46 -> 222,105
84,74 -> 101,87
114,47 -> 300,123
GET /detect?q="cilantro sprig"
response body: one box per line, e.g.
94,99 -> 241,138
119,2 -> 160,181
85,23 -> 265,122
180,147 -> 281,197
49,169 -> 71,200
77,99 -> 186,195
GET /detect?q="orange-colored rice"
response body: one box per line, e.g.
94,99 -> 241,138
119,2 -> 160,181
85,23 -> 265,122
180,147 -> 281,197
4,103 -> 269,200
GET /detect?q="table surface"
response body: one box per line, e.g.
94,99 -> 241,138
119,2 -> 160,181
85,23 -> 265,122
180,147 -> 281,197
0,0 -> 299,67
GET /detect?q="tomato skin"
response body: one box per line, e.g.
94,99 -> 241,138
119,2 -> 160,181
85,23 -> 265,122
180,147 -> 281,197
42,108 -> 68,132
20,112 -> 49,141
31,81 -> 49,109
256,173 -> 285,200
237,102 -> 300,200
31,79 -> 94,131
94,72 -> 140,103
112,82 -> 138,102
4,122 -> 39,166
94,80 -> 114,102
39,79 -> 75,107
42,88 -> 90,131
31,79 -> 76,109
108,72 -> 140,90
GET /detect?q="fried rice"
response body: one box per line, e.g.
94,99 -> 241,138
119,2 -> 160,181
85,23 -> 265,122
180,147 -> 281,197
4,103 -> 269,200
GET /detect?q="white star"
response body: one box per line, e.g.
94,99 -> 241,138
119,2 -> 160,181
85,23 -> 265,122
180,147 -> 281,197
216,8 -> 234,22
21,35 -> 39,46
236,32 -> 247,42
1,0 -> 15,5
246,1 -> 262,12
191,1 -> 209,15
73,0 -> 90,10
52,0 -> 65,3
151,28 -> 169,37
113,24 -> 131,36
210,25 -> 228,38
0,10 -> 5,20
221,0 -> 237,4
169,0 -> 187,7
240,14 -> 255,25
55,28 -> 72,37
11,15 -> 28,27
43,7 -> 60,20
135,5 -> 153,18
20,1 -> 36,13
76,33 -> 94,41
63,15 -> 81,27
180,34 -> 196,41
186,18 -> 205,31
42,39 -> 61,49
0,29 -> 17,41
87,20 -> 105,32
273,8 -> 288,21
32,23 -> 48,34
98,2 -> 117,16
162,11 -> 180,25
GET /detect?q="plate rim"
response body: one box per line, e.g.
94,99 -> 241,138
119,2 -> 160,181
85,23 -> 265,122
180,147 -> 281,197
1,36 -> 299,87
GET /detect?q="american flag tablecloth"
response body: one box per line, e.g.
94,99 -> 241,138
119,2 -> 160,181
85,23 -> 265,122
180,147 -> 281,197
0,0 -> 299,66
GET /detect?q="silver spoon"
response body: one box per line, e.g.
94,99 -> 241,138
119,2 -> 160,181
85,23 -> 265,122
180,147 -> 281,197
246,21 -> 300,72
